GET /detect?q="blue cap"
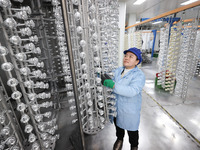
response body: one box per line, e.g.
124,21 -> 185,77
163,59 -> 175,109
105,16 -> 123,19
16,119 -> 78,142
123,47 -> 142,64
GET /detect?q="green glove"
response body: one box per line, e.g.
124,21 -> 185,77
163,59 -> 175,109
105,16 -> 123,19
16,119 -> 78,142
101,73 -> 111,85
103,79 -> 115,89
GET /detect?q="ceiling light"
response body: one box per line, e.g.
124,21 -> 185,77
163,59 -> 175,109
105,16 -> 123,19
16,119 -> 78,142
135,21 -> 140,23
133,0 -> 146,5
152,21 -> 162,24
180,0 -> 198,5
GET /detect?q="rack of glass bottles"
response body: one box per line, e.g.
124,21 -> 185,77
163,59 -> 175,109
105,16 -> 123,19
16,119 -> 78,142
0,0 -> 119,149
157,18 -> 200,99
61,0 -> 119,134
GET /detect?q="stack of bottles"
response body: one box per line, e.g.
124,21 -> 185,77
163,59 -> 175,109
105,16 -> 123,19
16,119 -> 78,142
0,0 -> 59,149
164,23 -> 182,93
175,21 -> 198,98
157,19 -> 199,98
191,31 -> 200,77
157,25 -> 170,86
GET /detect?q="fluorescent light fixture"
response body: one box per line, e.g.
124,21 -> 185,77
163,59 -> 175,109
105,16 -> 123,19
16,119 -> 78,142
180,0 -> 198,5
133,0 -> 146,5
152,21 -> 162,24
135,21 -> 140,23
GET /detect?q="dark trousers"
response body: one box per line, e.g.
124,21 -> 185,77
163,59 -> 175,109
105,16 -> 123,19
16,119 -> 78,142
114,118 -> 139,147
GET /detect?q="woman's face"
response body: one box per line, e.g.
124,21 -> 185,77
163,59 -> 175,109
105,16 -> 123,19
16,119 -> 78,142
123,52 -> 139,69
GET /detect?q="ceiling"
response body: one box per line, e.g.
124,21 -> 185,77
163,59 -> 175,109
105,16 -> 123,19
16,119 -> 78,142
119,0 -> 200,21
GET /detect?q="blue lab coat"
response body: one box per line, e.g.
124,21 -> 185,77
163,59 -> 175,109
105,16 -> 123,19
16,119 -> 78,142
113,66 -> 145,131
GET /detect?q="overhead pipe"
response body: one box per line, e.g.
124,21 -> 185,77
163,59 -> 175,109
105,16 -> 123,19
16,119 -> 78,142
126,1 -> 200,29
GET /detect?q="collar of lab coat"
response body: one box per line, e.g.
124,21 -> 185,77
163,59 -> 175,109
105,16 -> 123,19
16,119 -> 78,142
120,66 -> 138,78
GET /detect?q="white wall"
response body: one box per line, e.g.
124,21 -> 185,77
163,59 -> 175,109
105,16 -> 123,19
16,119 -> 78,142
127,13 -> 136,33
118,2 -> 126,67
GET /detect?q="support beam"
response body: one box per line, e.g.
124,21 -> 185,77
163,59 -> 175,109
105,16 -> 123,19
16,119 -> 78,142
60,1 -> 86,150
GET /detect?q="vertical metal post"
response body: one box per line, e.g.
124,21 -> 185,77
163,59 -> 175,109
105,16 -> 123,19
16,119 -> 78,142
151,29 -> 157,58
60,1 -> 85,150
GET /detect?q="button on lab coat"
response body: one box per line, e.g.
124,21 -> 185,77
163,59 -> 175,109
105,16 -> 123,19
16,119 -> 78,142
113,66 -> 145,131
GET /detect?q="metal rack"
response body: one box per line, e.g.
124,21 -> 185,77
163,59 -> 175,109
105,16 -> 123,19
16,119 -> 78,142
0,0 -> 119,149
61,0 -> 119,135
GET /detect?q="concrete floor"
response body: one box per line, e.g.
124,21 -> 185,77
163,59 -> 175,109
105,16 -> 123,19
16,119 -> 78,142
85,59 -> 200,150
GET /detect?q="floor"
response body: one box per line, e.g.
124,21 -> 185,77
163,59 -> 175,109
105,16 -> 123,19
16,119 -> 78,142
85,59 -> 200,150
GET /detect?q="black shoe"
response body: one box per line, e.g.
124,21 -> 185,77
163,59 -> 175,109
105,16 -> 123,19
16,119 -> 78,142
131,146 -> 138,150
113,139 -> 123,150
